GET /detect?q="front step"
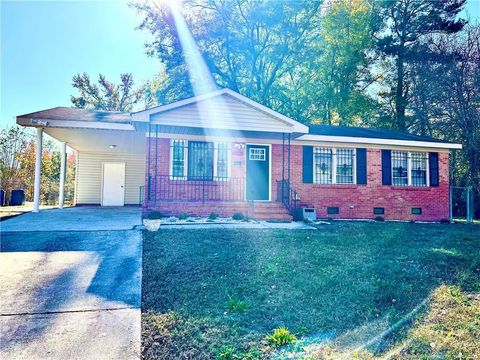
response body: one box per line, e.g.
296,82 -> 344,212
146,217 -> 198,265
251,202 -> 292,221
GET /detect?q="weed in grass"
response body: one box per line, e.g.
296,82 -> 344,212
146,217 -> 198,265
267,327 -> 297,347
226,295 -> 249,313
217,346 -> 236,360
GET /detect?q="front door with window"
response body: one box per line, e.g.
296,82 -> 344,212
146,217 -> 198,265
246,145 -> 270,200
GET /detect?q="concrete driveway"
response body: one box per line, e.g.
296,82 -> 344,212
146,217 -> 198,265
0,207 -> 142,359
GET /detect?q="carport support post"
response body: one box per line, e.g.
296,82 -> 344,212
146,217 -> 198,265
59,142 -> 66,209
33,127 -> 43,212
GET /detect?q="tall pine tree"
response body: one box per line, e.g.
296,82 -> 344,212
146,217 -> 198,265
374,0 -> 466,130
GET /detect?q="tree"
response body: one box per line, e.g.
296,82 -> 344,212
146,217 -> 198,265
71,73 -> 144,111
0,126 -> 33,204
374,0 -> 466,130
311,0 -> 377,125
133,0 -> 324,121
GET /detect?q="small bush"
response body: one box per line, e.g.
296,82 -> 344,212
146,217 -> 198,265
232,212 -> 245,221
267,327 -> 297,347
144,211 -> 165,220
208,212 -> 219,220
226,295 -> 249,312
168,216 -> 177,222
374,216 -> 385,222
178,212 -> 189,220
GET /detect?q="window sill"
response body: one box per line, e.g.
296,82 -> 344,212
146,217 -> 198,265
310,184 -> 361,188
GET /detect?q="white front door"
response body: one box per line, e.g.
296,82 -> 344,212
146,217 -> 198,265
102,162 -> 125,206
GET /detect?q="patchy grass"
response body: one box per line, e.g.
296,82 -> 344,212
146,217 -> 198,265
142,222 -> 480,359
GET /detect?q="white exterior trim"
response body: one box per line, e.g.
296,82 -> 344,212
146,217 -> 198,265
298,134 -> 462,150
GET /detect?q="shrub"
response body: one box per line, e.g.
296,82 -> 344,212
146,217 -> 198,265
374,216 -> 385,222
226,295 -> 249,312
232,212 -> 245,221
168,216 -> 177,222
178,212 -> 189,220
144,211 -> 165,220
267,327 -> 297,347
208,212 -> 219,220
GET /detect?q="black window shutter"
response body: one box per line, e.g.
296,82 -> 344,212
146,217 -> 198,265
381,150 -> 392,185
429,152 -> 439,186
356,148 -> 367,184
302,146 -> 313,183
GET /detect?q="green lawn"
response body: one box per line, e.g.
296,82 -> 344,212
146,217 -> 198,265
142,222 -> 480,359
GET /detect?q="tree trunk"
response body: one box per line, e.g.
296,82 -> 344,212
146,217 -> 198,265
395,55 -> 407,131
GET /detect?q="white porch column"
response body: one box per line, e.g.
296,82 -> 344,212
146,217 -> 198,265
33,127 -> 43,212
58,142 -> 66,208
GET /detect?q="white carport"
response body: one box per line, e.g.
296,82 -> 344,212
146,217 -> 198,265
16,108 -> 146,212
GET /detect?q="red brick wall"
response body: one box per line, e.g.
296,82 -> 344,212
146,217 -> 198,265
145,137 -> 450,221
272,144 -> 450,221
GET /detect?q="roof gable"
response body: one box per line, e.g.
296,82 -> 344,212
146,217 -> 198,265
132,88 -> 308,134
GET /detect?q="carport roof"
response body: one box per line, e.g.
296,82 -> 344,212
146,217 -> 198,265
17,107 -> 131,124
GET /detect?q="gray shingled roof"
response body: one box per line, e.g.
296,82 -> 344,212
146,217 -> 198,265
17,107 -> 131,123
308,125 -> 452,144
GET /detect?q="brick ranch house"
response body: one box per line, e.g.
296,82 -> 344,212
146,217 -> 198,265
17,89 -> 461,221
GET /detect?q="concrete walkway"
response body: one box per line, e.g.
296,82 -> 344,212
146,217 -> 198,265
0,212 -> 142,359
1,206 -> 142,232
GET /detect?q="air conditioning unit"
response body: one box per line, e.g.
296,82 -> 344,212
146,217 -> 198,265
302,207 -> 317,221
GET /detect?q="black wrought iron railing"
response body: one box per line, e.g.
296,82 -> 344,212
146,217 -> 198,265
276,179 -> 299,212
147,175 -> 245,203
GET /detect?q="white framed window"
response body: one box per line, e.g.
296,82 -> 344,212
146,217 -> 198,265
249,147 -> 266,161
170,139 -> 230,181
313,147 -> 356,184
392,151 -> 429,187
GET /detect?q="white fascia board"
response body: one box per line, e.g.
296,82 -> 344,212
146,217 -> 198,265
132,88 -> 309,133
297,134 -> 462,149
17,117 -> 135,131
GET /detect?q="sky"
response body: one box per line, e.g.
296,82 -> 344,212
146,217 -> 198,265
1,0 -> 159,128
1,0 -> 480,129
